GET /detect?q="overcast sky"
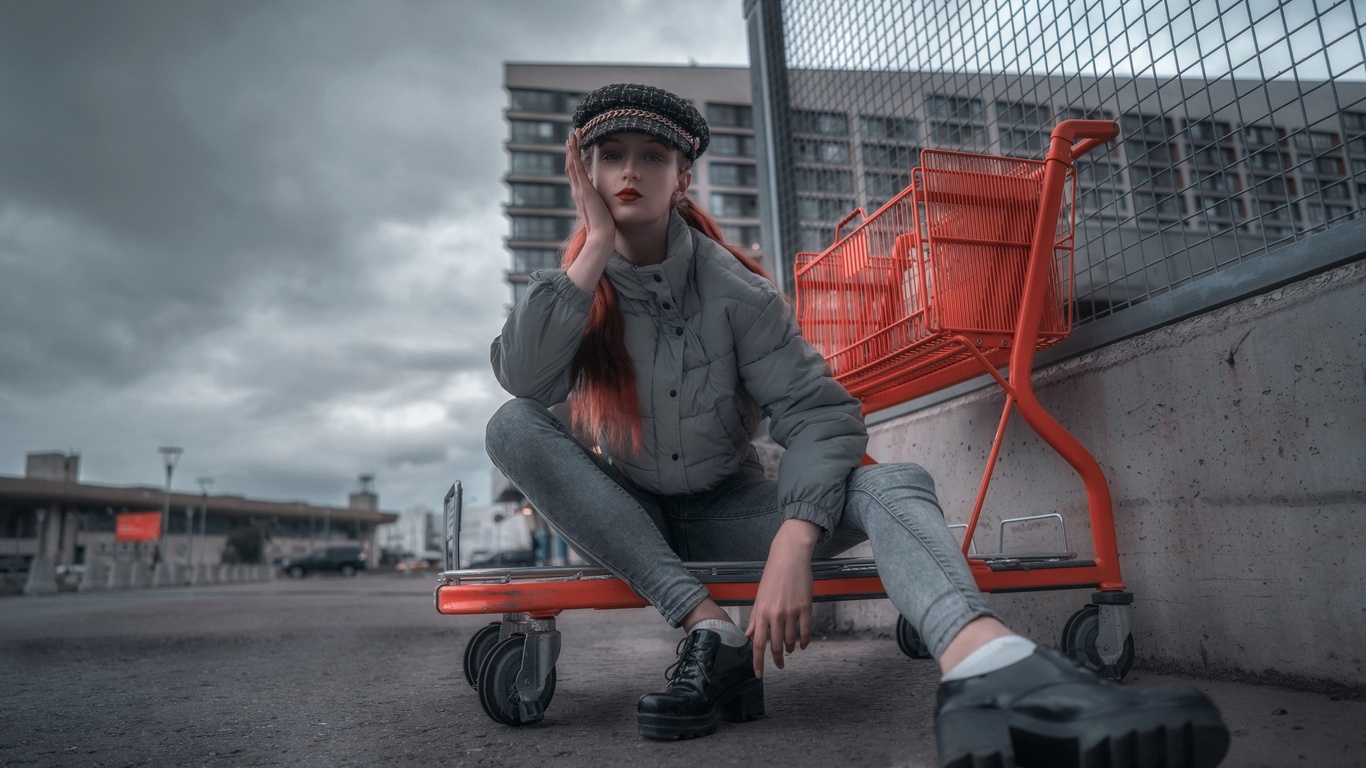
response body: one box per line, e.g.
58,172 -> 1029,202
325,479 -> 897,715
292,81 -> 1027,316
0,0 -> 750,513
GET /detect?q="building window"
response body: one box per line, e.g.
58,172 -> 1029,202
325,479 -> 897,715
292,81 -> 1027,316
509,182 -> 571,209
862,143 -> 918,169
1121,113 -> 1172,138
1076,162 -> 1120,184
1312,156 -> 1345,176
1293,131 -> 1339,152
510,119 -> 569,145
1081,187 -> 1127,212
710,192 -> 759,218
707,103 -> 753,128
795,168 -> 853,193
511,215 -> 575,241
1247,150 -> 1286,172
1197,172 -> 1239,194
996,101 -> 1049,126
1186,119 -> 1232,143
795,139 -> 850,164
509,88 -> 571,113
710,163 -> 759,188
1129,164 -> 1180,189
1254,176 -> 1289,198
1190,145 -> 1237,167
711,134 -> 756,157
864,171 -> 911,198
1061,107 -> 1113,121
1132,191 -> 1184,216
1242,125 -> 1280,149
1001,128 -> 1046,153
793,110 -> 849,136
926,95 -> 984,120
930,121 -> 985,146
721,224 -> 762,248
1126,139 -> 1172,162
797,196 -> 856,221
512,249 -> 560,273
510,151 -> 563,177
860,115 -> 918,141
798,225 -> 837,252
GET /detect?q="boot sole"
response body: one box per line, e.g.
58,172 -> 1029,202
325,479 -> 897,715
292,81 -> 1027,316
939,696 -> 1230,768
638,678 -> 765,740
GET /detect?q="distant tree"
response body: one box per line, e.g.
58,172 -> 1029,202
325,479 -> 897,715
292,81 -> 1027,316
222,524 -> 269,564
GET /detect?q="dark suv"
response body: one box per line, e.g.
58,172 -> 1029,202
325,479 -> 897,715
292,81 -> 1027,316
279,546 -> 367,578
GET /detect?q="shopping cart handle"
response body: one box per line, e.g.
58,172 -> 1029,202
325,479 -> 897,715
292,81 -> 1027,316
1050,119 -> 1120,160
833,207 -> 866,243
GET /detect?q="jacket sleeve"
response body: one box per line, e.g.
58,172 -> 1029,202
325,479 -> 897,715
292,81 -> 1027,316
735,291 -> 868,535
490,268 -> 595,406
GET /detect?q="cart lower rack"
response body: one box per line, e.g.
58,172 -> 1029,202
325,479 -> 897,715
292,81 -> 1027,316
438,120 -> 1131,727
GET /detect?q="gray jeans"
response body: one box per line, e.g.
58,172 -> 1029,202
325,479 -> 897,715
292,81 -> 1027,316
485,398 -> 993,658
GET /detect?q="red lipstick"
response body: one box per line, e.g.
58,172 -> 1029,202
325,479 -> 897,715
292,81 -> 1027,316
616,187 -> 642,202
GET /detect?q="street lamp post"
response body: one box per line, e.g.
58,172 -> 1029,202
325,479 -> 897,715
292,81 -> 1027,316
184,506 -> 195,577
156,446 -> 183,586
196,478 -> 213,567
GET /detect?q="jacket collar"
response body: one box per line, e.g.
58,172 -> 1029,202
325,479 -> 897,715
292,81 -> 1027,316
603,212 -> 695,302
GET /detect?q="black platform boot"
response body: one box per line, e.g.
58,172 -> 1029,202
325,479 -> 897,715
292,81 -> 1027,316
637,628 -> 765,739
936,647 -> 1230,768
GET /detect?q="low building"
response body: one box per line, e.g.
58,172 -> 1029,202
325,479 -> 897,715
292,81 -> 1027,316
0,451 -> 398,577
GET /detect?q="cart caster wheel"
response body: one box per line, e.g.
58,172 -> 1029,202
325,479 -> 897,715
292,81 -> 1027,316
477,635 -> 557,726
895,614 -> 933,659
463,621 -> 503,689
1061,604 -> 1134,681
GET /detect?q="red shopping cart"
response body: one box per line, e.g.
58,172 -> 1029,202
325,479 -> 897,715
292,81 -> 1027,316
437,120 -> 1128,726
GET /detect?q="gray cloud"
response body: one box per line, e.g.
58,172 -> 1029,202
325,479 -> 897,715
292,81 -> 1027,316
0,0 -> 749,510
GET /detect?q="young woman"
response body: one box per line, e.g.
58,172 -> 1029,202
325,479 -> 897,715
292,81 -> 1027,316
487,83 -> 1228,767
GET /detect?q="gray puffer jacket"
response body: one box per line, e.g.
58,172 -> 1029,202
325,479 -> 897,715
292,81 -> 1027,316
490,213 -> 868,534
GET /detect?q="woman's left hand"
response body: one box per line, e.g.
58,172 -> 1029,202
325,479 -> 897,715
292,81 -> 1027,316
746,519 -> 820,677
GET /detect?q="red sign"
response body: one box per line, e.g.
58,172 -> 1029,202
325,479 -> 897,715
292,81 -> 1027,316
116,512 -> 162,542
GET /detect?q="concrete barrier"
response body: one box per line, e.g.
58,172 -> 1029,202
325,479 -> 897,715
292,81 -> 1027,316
109,561 -> 133,590
129,563 -> 152,590
23,555 -> 58,596
79,559 -> 111,591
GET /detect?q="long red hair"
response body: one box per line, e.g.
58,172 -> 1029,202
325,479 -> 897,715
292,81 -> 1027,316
561,197 -> 770,456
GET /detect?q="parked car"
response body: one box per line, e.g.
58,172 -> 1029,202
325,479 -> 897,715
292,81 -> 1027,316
278,546 -> 367,578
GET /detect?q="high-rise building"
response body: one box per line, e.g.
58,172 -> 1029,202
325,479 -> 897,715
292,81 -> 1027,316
502,63 -> 764,307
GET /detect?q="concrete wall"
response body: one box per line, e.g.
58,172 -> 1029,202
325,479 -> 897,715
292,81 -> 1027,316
831,259 -> 1366,689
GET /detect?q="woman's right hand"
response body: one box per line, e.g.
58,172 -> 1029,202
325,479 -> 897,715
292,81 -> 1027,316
565,129 -> 615,246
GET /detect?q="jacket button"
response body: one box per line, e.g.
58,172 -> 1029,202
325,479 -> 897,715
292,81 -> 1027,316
675,327 -> 683,336
670,389 -> 677,397
654,275 -> 663,283
672,453 -> 679,460
662,301 -> 672,310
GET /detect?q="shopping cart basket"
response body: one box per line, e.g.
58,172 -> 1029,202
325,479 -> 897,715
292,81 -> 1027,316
436,120 -> 1127,726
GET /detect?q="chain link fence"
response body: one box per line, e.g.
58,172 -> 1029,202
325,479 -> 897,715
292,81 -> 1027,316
746,0 -> 1366,334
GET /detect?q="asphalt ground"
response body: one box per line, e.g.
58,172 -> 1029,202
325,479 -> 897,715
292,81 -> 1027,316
2,573 -> 1362,767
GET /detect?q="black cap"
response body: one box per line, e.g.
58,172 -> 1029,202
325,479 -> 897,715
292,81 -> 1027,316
572,83 -> 710,161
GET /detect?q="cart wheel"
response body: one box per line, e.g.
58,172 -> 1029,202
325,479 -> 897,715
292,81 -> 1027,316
895,615 -> 933,659
477,635 -> 557,726
462,621 -> 503,689
1061,604 -> 1134,681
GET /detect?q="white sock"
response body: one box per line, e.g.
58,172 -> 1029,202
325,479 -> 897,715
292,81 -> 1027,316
691,619 -> 748,648
940,635 -> 1037,682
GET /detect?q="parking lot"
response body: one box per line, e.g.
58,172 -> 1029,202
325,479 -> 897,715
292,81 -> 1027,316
2,573 -> 1361,767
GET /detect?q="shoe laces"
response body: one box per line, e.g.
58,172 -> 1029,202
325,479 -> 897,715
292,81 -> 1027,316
664,633 -> 706,684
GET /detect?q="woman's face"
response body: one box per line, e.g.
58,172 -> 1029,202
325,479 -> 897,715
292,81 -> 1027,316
587,132 -> 691,228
